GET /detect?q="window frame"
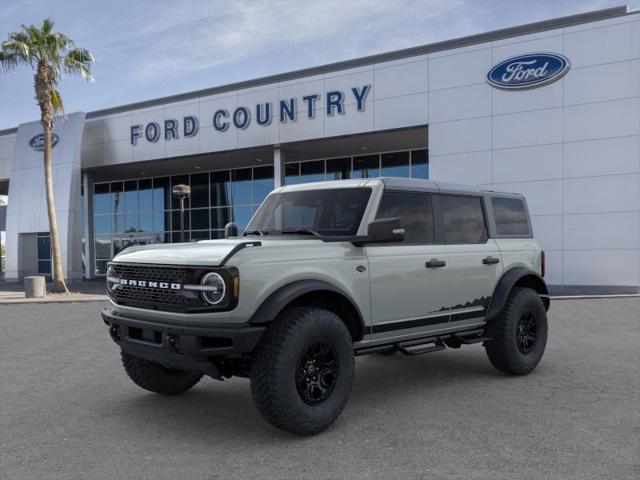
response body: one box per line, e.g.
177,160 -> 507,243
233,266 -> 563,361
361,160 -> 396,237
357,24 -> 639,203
438,193 -> 490,245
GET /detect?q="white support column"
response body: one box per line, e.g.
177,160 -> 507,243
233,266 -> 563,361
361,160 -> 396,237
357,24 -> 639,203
82,172 -> 95,279
273,147 -> 286,188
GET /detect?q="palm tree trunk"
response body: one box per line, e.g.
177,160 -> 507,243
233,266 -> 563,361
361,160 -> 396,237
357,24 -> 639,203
43,122 -> 69,294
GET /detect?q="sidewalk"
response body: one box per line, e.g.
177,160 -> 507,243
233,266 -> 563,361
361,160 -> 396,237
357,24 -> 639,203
0,279 -> 107,304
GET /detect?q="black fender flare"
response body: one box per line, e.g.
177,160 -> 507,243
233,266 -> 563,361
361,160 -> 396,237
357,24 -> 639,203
248,279 -> 366,338
485,267 -> 550,322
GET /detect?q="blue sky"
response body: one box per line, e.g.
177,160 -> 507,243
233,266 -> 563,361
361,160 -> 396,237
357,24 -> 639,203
0,0 -> 634,130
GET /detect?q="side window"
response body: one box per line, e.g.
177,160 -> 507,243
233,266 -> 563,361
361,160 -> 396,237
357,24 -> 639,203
440,195 -> 487,244
492,197 -> 531,236
376,191 -> 434,244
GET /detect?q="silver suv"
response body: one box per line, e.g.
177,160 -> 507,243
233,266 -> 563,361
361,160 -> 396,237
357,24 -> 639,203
102,178 -> 550,435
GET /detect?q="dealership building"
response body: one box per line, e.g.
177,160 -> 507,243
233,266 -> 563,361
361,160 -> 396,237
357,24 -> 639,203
0,5 -> 638,293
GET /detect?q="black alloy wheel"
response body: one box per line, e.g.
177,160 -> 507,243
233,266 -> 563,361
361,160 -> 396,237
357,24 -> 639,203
516,311 -> 538,354
296,339 -> 339,405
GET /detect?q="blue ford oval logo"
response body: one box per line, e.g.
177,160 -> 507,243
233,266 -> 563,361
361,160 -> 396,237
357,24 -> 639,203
29,133 -> 59,151
487,53 -> 570,90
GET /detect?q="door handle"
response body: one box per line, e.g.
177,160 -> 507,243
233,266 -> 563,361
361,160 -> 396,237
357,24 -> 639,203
482,256 -> 500,265
426,259 -> 446,268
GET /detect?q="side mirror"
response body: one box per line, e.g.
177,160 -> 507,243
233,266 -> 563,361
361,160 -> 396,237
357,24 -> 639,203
224,222 -> 238,238
362,217 -> 405,244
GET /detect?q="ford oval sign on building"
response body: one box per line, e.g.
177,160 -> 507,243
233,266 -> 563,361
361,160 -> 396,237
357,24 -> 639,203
487,53 -> 570,90
29,133 -> 59,151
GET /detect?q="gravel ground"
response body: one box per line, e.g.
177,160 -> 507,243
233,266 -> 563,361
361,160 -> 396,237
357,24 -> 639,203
1,298 -> 638,480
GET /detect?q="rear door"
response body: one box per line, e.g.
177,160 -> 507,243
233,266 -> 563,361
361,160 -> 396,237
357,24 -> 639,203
366,190 -> 452,341
439,194 -> 503,327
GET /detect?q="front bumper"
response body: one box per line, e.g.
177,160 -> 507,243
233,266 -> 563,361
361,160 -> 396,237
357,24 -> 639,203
101,308 -> 265,377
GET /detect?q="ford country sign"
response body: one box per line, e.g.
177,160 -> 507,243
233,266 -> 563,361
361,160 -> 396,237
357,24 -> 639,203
29,133 -> 59,151
487,53 -> 570,90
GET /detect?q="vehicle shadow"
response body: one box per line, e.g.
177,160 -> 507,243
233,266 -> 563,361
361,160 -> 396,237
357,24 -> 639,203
102,348 -> 515,443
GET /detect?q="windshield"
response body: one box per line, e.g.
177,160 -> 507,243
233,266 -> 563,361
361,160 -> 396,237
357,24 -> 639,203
245,187 -> 372,237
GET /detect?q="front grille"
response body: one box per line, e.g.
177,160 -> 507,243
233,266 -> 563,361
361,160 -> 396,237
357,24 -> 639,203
109,263 -> 205,313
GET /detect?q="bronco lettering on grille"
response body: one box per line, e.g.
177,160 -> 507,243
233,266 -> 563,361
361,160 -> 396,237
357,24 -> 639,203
118,279 -> 181,290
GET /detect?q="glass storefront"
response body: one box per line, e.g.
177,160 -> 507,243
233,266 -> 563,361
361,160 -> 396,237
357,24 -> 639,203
92,149 -> 428,274
93,165 -> 274,274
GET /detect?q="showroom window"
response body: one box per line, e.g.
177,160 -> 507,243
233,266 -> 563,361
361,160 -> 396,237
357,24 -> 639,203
92,166 -> 274,274
285,149 -> 428,185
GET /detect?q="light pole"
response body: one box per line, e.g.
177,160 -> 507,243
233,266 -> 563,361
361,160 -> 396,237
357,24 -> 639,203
172,184 -> 191,243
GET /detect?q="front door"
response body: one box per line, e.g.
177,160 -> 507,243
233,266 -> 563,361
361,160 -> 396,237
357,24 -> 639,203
366,191 -> 452,341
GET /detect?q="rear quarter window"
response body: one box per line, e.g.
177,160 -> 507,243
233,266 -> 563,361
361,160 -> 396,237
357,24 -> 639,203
492,197 -> 531,236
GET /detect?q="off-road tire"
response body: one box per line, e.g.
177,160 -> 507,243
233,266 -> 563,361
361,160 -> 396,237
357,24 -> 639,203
484,287 -> 547,375
250,307 -> 355,436
121,351 -> 202,395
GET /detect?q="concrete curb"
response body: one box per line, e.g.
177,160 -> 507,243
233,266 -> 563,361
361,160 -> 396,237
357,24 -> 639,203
0,295 -> 107,305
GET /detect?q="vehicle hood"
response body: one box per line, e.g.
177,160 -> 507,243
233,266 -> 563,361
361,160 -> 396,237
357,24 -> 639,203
111,237 -> 325,266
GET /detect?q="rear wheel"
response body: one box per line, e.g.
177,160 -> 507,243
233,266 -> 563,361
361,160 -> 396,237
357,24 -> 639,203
121,351 -> 202,395
484,287 -> 547,375
250,307 -> 354,435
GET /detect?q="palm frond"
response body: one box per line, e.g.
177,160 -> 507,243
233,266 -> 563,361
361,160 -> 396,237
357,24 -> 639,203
50,88 -> 64,113
64,47 -> 94,81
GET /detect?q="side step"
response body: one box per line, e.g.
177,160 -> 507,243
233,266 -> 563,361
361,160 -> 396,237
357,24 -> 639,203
397,342 -> 445,356
354,328 -> 492,357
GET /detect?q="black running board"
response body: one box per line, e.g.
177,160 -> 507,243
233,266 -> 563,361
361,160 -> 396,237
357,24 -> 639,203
355,328 -> 491,357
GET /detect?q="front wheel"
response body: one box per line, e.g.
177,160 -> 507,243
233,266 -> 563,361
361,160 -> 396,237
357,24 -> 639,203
484,287 -> 548,375
250,307 -> 354,435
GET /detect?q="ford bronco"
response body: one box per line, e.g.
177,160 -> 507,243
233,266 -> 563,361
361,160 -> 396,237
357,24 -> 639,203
102,178 -> 550,435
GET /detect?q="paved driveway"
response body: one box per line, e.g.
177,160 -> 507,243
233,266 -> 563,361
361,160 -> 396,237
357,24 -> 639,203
1,298 -> 638,479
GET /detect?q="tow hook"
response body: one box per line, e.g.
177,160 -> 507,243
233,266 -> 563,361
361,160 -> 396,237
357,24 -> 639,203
167,334 -> 180,353
109,325 -> 121,342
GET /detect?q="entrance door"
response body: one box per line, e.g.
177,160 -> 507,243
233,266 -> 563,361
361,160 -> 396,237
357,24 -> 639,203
366,191 -> 452,341
439,194 -> 503,326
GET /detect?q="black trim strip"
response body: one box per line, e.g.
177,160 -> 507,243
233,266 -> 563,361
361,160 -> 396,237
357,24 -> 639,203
372,313 -> 450,334
372,309 -> 486,334
451,310 -> 485,322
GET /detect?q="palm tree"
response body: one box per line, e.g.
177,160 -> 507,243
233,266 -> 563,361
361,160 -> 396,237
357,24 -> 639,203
0,18 -> 94,293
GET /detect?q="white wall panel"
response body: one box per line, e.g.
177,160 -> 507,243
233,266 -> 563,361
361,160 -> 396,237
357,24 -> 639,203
428,84 -> 491,123
564,20 -> 640,68
429,150 -> 492,185
493,108 -> 562,149
374,93 -> 428,132
543,250 -> 563,285
428,48 -> 492,90
530,215 -> 563,251
199,124 -> 238,153
564,135 -> 640,178
564,60 -> 640,106
492,143 -> 562,183
563,174 -> 640,214
492,34 -> 563,62
429,116 -> 491,155
564,98 -> 640,142
279,111 -> 325,144
564,212 -> 640,250
563,250 -> 640,286
374,60 -> 427,100
325,102 -> 374,138
492,80 -> 563,115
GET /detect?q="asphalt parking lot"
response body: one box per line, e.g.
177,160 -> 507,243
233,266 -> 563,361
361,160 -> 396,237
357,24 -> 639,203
1,298 -> 638,480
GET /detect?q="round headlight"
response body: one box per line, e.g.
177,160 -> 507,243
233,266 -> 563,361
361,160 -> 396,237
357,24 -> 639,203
200,272 -> 226,305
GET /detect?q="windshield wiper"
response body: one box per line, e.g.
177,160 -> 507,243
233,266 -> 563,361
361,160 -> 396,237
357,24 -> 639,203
243,229 -> 267,236
280,228 -> 321,237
